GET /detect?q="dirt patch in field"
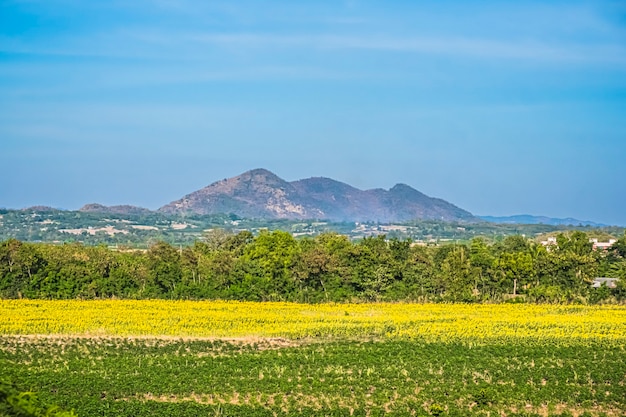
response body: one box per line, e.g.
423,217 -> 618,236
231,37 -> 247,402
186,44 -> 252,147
122,391 -> 358,414
119,392 -> 624,417
510,403 -> 624,417
1,334 -> 306,349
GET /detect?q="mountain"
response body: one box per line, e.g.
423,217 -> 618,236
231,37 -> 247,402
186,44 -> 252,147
79,204 -> 153,216
158,168 -> 477,222
21,206 -> 61,212
158,169 -> 325,219
479,215 -> 607,227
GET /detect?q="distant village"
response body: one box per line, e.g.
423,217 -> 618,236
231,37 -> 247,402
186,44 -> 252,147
540,236 -> 617,250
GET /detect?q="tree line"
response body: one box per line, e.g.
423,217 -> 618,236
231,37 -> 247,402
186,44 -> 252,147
1,230 -> 625,303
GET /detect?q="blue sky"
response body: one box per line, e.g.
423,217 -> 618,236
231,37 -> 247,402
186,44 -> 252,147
1,0 -> 625,225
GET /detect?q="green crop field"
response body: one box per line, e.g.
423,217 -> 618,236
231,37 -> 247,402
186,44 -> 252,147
2,337 -> 625,416
1,301 -> 625,416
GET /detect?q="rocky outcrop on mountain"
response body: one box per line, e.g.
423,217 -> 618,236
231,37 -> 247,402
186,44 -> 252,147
158,169 -> 476,222
158,169 -> 324,219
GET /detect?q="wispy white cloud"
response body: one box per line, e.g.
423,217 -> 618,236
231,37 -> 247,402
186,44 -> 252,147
132,31 -> 626,66
3,0 -> 625,68
27,27 -> 619,67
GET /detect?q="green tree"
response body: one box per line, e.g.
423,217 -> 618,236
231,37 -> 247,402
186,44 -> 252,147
0,240 -> 45,298
610,232 -> 626,258
108,251 -> 144,297
440,245 -> 475,301
556,231 -> 593,256
397,244 -> 435,300
469,238 -> 495,299
293,233 -> 355,301
146,241 -> 182,297
494,251 -> 534,296
238,230 -> 300,301
496,235 -> 530,254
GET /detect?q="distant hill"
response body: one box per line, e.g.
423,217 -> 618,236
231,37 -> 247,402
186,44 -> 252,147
158,168 -> 477,222
479,214 -> 607,227
21,206 -> 60,212
79,203 -> 153,216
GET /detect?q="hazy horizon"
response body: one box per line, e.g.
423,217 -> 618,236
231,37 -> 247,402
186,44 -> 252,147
2,1 -> 625,225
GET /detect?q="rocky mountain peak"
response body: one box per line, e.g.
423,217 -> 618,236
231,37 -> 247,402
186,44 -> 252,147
158,169 -> 477,222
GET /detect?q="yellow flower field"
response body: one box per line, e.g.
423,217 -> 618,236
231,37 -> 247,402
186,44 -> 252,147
2,300 -> 625,343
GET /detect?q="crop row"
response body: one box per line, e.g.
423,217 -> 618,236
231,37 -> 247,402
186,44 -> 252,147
2,336 -> 625,416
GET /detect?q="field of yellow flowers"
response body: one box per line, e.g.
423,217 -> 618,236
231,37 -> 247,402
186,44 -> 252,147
2,300 -> 625,343
3,301 -> 626,416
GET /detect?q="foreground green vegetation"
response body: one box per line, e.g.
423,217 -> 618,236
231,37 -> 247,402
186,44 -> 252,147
3,301 -> 625,416
2,336 -> 624,416
1,230 -> 625,303
0,379 -> 76,417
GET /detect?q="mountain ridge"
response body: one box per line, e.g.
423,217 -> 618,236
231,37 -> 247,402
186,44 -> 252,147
158,168 -> 477,222
5,173 -> 613,225
479,214 -> 607,227
79,203 -> 153,216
